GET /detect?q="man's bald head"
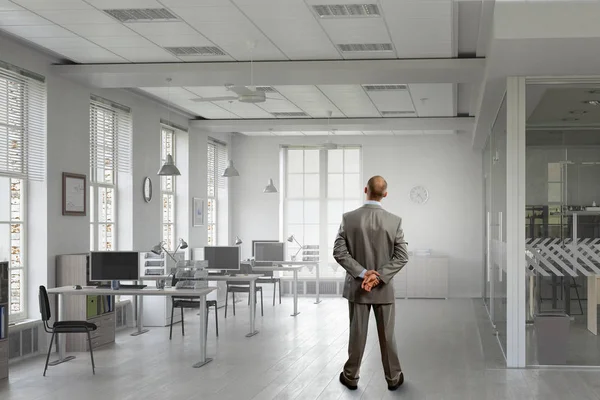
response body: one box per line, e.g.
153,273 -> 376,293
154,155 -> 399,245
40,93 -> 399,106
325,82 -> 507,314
365,176 -> 388,201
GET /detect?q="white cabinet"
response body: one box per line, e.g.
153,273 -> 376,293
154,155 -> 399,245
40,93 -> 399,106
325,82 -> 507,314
394,256 -> 448,299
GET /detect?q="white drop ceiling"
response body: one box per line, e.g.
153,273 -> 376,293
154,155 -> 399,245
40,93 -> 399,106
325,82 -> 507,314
0,0 -> 484,136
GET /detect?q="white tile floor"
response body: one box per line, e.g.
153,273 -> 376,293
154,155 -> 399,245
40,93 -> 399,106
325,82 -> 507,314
2,297 -> 600,400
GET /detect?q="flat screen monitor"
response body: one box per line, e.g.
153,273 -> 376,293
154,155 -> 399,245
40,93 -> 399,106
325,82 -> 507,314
90,251 -> 140,281
204,246 -> 240,271
251,240 -> 278,257
254,241 -> 285,262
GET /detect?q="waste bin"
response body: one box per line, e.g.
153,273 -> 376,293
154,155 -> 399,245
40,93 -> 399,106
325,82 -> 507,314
534,313 -> 570,365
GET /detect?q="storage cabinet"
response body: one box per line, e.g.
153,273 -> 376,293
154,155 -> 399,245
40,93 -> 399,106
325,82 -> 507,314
56,254 -> 116,352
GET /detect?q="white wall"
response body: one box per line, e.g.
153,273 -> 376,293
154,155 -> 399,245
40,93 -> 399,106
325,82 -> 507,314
0,34 -> 190,318
231,134 -> 484,298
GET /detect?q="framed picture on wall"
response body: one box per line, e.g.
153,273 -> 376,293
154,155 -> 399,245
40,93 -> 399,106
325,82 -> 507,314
62,172 -> 86,216
192,197 -> 204,227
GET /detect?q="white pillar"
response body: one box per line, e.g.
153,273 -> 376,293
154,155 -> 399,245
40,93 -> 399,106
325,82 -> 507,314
506,77 -> 527,368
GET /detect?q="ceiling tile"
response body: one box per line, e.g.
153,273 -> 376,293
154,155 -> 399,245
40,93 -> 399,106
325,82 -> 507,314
302,131 -> 330,136
159,0 -> 223,6
274,85 -> 345,118
109,46 -> 180,62
29,36 -> 95,48
89,35 -> 154,48
232,1 -> 341,60
185,86 -> 231,98
173,101 -> 239,119
318,85 -> 380,117
125,21 -> 198,36
11,0 -> 92,10
0,10 -> 51,26
255,97 -> 303,114
62,23 -> 139,37
36,9 -> 115,24
52,47 -> 127,63
0,24 -> 73,38
0,1 -> 23,11
140,87 -> 196,98
423,130 -> 455,135
409,84 -> 455,117
85,0 -> 164,8
144,34 -> 212,47
333,131 -> 364,136
319,18 -> 391,45
211,101 -> 273,119
366,89 -> 415,113
275,131 -> 305,136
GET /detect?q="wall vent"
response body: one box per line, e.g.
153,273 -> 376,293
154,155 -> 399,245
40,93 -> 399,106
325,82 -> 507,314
313,4 -> 380,18
271,112 -> 309,118
255,86 -> 278,93
164,46 -> 227,56
104,8 -> 179,23
381,111 -> 415,117
363,84 -> 408,91
337,43 -> 393,53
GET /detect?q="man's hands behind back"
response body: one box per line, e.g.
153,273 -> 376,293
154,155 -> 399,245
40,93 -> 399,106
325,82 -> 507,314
361,270 -> 380,292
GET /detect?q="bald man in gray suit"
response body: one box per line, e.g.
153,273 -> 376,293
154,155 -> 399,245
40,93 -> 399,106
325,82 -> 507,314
334,176 -> 409,391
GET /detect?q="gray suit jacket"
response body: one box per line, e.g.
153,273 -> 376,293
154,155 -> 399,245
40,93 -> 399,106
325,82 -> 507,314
333,204 -> 408,304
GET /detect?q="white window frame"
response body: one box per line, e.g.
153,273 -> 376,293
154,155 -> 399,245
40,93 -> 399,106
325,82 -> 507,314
161,127 -> 176,251
89,97 -> 131,252
281,146 -> 362,278
0,62 -> 46,322
207,138 -> 227,246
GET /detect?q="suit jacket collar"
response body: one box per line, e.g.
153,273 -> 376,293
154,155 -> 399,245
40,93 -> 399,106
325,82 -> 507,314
363,202 -> 382,209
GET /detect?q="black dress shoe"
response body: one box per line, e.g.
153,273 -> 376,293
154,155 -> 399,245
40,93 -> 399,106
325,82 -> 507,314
339,372 -> 358,390
388,372 -> 404,391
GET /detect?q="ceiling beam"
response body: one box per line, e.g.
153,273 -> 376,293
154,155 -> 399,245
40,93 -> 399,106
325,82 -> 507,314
190,117 -> 474,133
50,58 -> 485,88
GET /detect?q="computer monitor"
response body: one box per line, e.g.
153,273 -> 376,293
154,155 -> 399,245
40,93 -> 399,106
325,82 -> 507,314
204,246 -> 240,271
254,241 -> 285,262
90,251 -> 140,281
251,240 -> 278,257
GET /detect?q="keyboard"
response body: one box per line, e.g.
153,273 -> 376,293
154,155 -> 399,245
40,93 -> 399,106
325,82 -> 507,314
119,284 -> 147,289
96,284 -> 147,289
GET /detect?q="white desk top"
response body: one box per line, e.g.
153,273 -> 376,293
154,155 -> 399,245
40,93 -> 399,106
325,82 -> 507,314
253,265 -> 305,272
47,286 -> 215,297
139,274 -> 263,282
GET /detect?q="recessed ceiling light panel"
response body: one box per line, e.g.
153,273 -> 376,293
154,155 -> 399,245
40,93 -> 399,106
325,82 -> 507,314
363,84 -> 408,91
337,43 -> 393,53
164,46 -> 227,56
104,8 -> 179,22
313,4 -> 380,18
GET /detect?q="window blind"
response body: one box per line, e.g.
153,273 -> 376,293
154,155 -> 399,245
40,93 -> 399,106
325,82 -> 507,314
0,66 -> 46,181
207,141 -> 216,197
90,97 -> 131,175
208,139 -> 227,190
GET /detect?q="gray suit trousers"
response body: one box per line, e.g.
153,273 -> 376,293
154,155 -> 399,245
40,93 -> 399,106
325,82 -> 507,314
342,301 -> 402,386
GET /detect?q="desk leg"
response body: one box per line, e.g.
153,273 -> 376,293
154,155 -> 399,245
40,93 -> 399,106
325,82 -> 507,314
131,294 -> 149,336
48,293 -> 75,366
246,280 -> 259,337
587,276 -> 598,335
291,270 -> 300,317
315,264 -> 322,304
193,295 -> 213,368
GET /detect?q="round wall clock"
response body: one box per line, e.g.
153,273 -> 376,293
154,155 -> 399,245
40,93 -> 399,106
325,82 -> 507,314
143,177 -> 153,203
409,186 -> 429,204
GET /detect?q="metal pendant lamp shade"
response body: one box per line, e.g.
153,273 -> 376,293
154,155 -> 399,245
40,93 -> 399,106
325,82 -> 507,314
158,154 -> 181,176
234,236 -> 243,245
263,178 -> 278,193
222,160 -> 240,177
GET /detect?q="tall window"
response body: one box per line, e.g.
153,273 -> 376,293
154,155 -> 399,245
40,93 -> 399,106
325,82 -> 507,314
0,63 -> 46,320
161,127 -> 175,250
89,97 -> 131,251
207,139 -> 227,245
283,147 -> 361,278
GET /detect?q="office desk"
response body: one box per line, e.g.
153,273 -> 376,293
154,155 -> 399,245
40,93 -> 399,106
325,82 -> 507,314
47,286 -> 215,368
140,274 -> 262,338
253,265 -> 306,316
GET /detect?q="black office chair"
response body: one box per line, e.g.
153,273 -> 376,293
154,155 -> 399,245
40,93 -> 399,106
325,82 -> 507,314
169,276 -> 218,340
39,285 -> 97,376
224,282 -> 263,318
254,264 -> 281,306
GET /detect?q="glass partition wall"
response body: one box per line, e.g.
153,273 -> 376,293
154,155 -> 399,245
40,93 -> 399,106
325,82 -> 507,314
525,81 -> 600,366
484,96 -> 508,357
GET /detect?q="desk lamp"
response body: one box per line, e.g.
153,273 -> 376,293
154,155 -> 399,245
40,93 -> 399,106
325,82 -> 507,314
152,238 -> 188,263
287,234 -> 304,261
